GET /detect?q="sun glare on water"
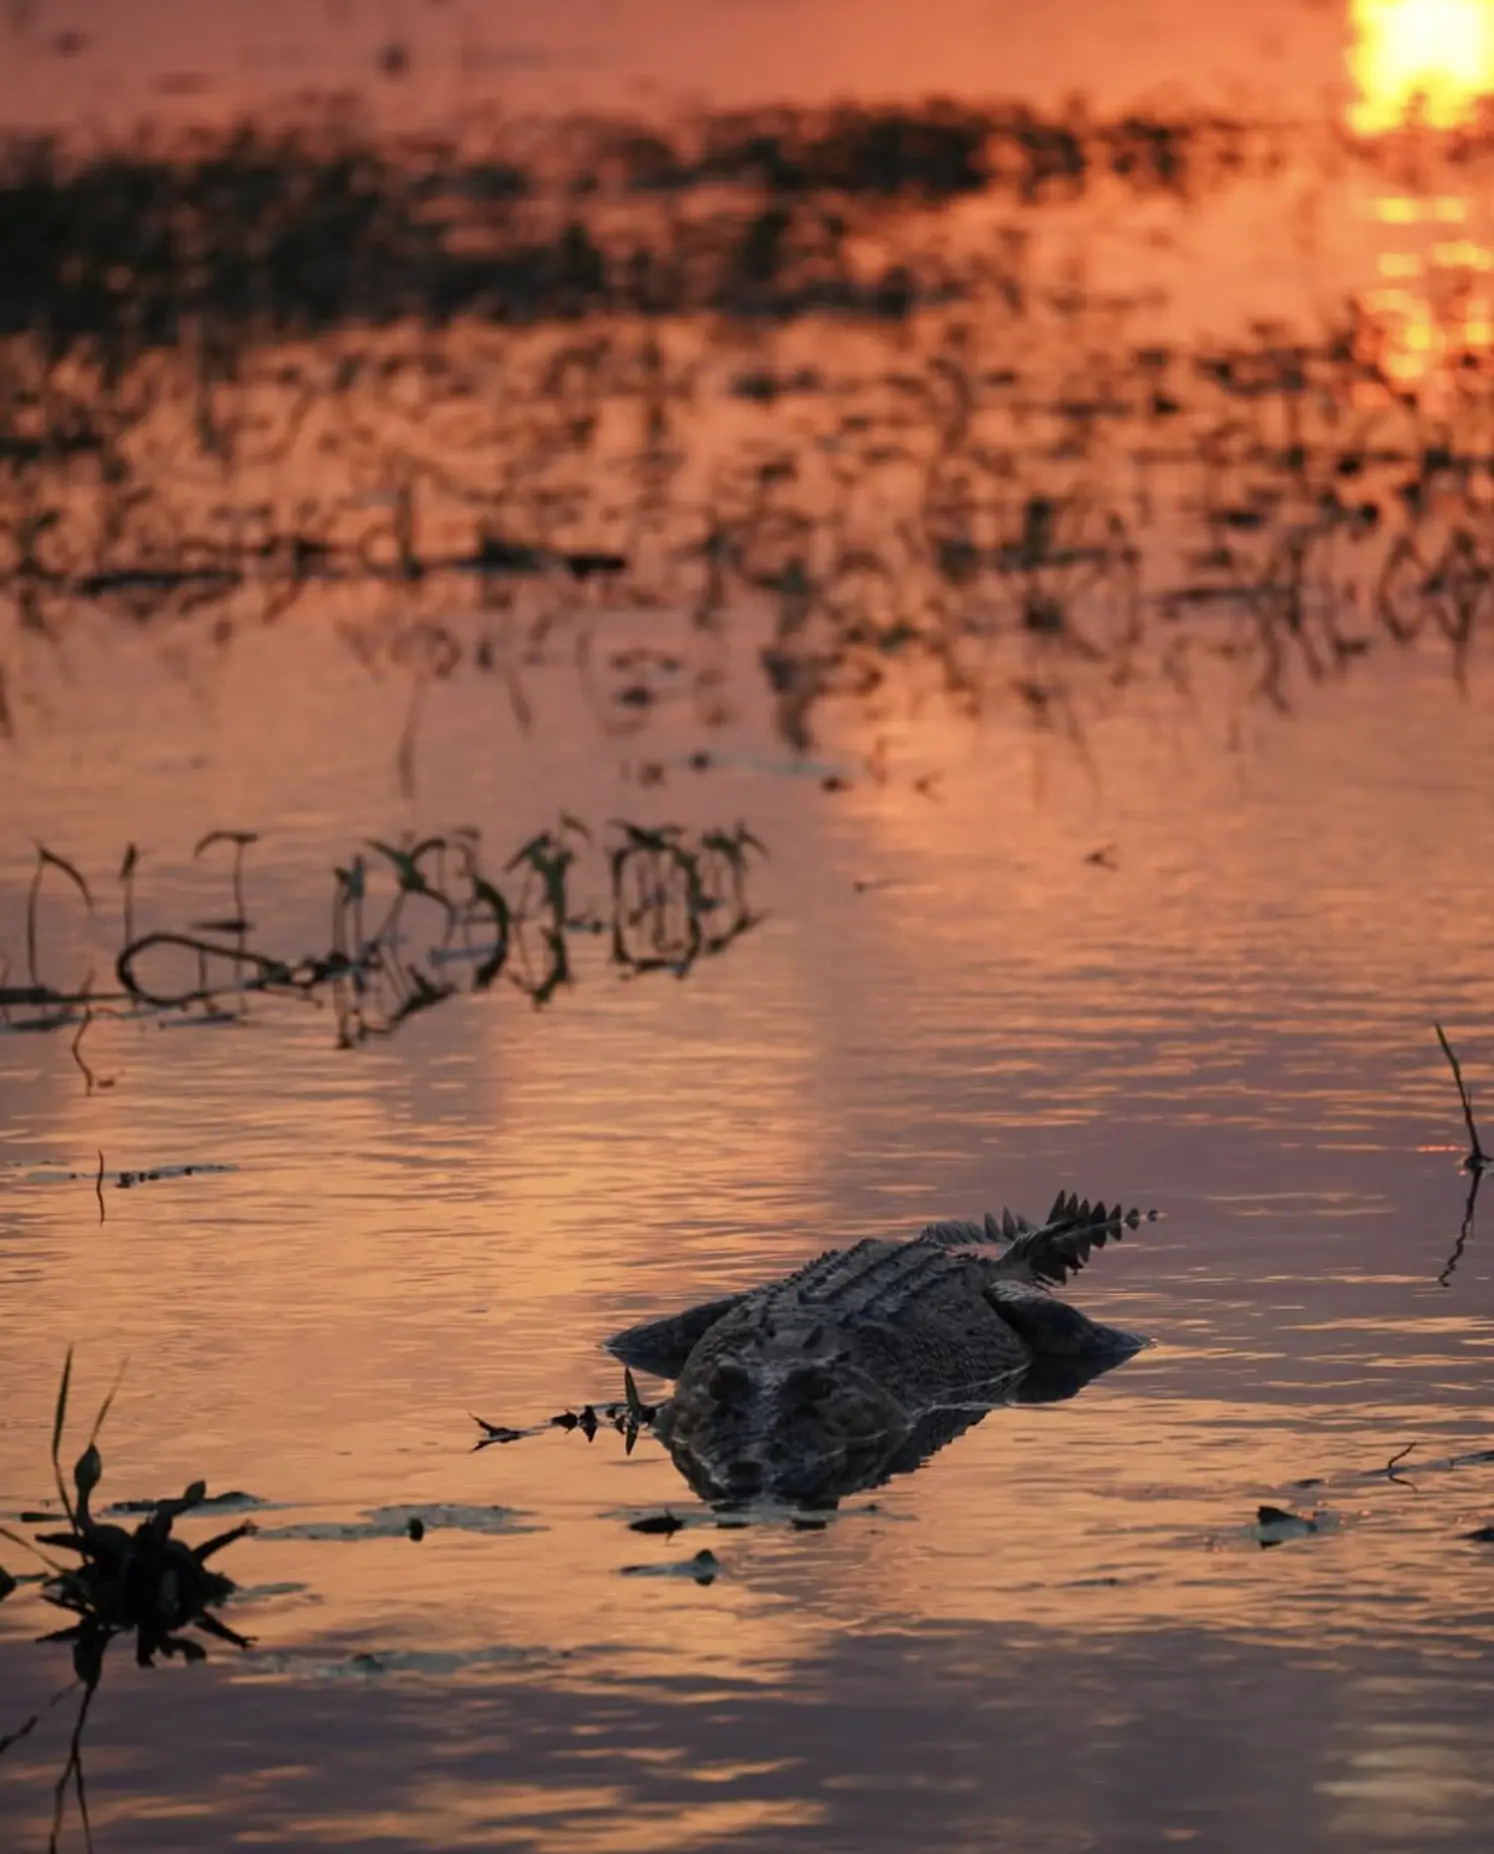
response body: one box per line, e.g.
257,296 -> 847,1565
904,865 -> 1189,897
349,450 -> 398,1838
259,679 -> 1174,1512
1346,4 -> 1494,387
1350,0 -> 1494,130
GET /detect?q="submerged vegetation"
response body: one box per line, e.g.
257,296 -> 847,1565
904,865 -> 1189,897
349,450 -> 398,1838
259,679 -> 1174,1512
0,818 -> 765,1076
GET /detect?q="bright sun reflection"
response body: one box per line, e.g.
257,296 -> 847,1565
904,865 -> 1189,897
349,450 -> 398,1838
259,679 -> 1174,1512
1350,0 -> 1494,130
1348,4 -> 1494,389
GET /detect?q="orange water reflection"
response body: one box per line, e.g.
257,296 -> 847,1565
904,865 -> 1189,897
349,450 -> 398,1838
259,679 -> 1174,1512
1347,0 -> 1494,391
1355,188 -> 1494,394
5,123 -> 1494,1854
3,639 -> 1494,1846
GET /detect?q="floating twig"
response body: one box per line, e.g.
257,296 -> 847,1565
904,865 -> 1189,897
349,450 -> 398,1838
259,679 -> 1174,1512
1376,1442 -> 1419,1489
471,1373 -> 658,1455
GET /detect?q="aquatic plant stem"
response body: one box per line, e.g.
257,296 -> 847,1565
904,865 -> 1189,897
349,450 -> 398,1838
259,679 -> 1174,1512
1434,1023 -> 1488,1172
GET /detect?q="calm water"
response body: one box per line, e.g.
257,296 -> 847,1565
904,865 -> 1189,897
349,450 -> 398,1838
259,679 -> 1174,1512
0,0 -> 1350,131
3,56 -> 1494,1854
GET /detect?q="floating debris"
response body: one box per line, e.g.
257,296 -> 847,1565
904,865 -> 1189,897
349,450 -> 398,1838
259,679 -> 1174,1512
1257,1503 -> 1318,1531
254,1504 -> 537,1542
104,1489 -> 266,1516
620,1548 -> 720,1584
626,1512 -> 686,1537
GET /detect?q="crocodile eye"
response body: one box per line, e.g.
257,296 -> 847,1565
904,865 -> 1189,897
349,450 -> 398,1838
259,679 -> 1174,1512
782,1365 -> 836,1410
708,1363 -> 752,1409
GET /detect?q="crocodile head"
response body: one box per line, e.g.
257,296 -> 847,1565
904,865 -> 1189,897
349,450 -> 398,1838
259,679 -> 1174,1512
656,1346 -> 912,1508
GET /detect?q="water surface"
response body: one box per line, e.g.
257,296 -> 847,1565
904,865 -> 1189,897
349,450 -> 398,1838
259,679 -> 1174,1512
2,90 -> 1494,1854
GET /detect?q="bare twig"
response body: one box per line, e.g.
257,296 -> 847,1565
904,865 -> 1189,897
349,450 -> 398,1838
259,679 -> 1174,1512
1376,1442 -> 1419,1489
71,1010 -> 115,1097
1434,1023 -> 1487,1171
119,844 -> 140,945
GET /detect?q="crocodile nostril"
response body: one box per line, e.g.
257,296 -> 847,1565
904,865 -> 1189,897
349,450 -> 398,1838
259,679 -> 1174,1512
725,1458 -> 763,1495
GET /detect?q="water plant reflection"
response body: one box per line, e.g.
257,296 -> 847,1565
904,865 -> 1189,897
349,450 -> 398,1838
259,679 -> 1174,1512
0,818 -> 766,1070
1433,1022 -> 1488,1284
5,107 -> 1494,767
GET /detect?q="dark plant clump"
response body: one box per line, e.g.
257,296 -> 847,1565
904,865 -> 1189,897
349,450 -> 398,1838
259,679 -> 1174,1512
0,1350 -> 253,1668
0,1351 -> 253,1848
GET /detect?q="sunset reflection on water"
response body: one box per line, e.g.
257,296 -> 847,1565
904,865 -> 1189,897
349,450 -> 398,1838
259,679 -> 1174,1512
1349,2 -> 1494,390
2,624 -> 1493,1850
1350,0 -> 1494,131
1356,191 -> 1494,394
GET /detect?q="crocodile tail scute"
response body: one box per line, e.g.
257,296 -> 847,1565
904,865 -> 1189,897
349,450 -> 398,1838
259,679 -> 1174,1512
994,1195 -> 1156,1285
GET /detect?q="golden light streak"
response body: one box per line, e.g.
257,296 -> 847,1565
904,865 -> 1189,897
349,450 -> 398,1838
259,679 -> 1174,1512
1348,10 -> 1494,386
1349,0 -> 1494,132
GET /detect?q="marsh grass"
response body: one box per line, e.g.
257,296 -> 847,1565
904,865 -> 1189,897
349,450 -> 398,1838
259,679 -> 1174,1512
0,1351 -> 253,1851
0,815 -> 765,1072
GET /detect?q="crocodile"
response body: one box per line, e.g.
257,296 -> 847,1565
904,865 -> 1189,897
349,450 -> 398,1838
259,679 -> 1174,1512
608,1192 -> 1152,1508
